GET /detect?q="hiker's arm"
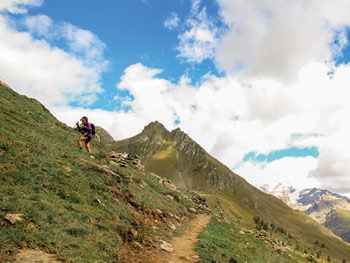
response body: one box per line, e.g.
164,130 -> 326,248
76,122 -> 82,131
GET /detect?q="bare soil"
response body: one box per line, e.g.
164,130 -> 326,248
119,213 -> 211,263
165,213 -> 211,263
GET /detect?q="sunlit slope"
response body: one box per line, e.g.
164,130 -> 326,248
113,120 -> 350,262
0,83 -> 201,262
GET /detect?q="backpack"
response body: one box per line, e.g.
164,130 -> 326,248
91,123 -> 96,135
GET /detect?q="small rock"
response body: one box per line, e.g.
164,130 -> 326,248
168,223 -> 176,230
160,240 -> 173,252
95,198 -> 106,207
132,241 -> 143,250
189,207 -> 197,214
26,222 -> 37,230
5,213 -> 23,224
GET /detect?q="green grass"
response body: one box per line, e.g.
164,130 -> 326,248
197,216 -> 315,263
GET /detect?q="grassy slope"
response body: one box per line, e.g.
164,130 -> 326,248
0,84 -> 199,262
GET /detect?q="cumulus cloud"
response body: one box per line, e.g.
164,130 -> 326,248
23,14 -> 108,70
175,0 -> 224,63
24,13 -> 52,35
0,0 -> 42,14
164,12 -> 179,30
308,102 -> 350,196
215,0 -> 350,82
0,2 -> 108,107
310,145 -> 350,196
236,156 -> 319,191
169,0 -> 350,82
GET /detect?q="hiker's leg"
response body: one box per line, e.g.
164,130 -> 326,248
85,141 -> 91,153
78,136 -> 85,149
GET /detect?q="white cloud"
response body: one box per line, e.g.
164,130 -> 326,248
310,144 -> 350,196
0,0 -> 42,14
215,0 -> 350,82
23,14 -> 108,70
24,13 -> 52,36
59,23 -> 108,69
308,103 -> 350,196
171,0 -> 350,82
176,2 -> 223,63
0,3 -> 108,108
164,12 -> 179,30
235,156 -> 319,191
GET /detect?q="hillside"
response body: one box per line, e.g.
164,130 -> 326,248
113,121 -> 350,262
325,208 -> 350,243
0,82 -> 203,262
1,81 -> 350,263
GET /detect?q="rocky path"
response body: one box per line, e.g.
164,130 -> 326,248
164,213 -> 211,263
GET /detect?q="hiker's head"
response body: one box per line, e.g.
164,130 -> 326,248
81,116 -> 88,123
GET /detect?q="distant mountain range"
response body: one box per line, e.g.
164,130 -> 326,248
260,184 -> 350,242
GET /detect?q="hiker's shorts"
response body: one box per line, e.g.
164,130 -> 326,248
84,135 -> 92,142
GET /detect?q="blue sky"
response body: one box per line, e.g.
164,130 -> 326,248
1,0 -> 350,196
29,0 -> 222,110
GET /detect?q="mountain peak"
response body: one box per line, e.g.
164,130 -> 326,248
142,121 -> 167,134
113,120 -> 240,190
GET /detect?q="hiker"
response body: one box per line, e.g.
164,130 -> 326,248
77,116 -> 93,153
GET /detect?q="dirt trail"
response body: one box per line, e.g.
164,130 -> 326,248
165,213 -> 211,263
